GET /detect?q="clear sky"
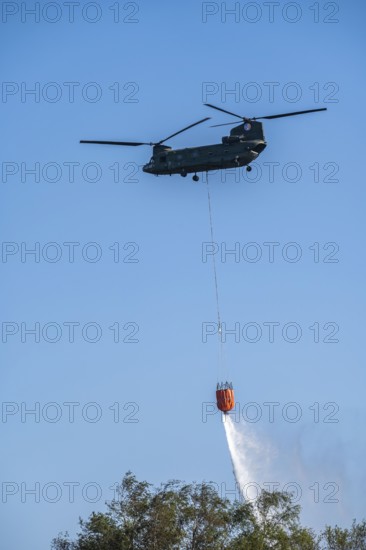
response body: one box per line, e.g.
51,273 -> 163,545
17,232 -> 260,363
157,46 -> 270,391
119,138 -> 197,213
1,1 -> 365,548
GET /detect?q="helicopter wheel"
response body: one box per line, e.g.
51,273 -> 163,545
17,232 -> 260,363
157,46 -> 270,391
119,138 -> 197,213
180,171 -> 187,177
192,174 -> 199,182
246,165 -> 252,172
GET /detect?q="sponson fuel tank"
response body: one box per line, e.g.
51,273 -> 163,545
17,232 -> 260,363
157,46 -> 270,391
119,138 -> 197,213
216,381 -> 235,413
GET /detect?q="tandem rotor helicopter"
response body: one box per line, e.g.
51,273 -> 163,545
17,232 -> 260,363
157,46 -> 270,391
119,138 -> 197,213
80,104 -> 327,182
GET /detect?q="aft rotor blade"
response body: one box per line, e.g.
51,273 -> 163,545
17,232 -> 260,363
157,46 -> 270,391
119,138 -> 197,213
80,140 -> 149,146
204,103 -> 243,120
253,108 -> 327,120
158,117 -> 211,145
210,121 -> 238,128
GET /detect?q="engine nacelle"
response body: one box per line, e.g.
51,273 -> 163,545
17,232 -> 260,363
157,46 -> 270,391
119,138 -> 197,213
222,135 -> 241,144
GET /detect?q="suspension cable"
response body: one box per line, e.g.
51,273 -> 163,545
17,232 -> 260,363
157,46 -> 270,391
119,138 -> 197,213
206,175 -> 224,375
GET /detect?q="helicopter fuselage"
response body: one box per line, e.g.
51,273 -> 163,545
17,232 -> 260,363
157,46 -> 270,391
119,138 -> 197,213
143,120 -> 266,177
143,138 -> 267,176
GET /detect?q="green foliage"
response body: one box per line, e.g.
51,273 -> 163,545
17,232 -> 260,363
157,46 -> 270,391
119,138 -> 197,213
51,473 -> 364,550
320,520 -> 366,549
229,490 -> 319,550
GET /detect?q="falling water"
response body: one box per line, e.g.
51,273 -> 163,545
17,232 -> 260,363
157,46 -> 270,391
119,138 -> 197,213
223,414 -> 269,500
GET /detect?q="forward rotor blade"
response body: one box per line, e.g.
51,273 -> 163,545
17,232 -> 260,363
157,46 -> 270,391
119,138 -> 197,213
253,108 -> 327,120
204,103 -> 243,120
158,117 -> 211,145
80,140 -> 148,146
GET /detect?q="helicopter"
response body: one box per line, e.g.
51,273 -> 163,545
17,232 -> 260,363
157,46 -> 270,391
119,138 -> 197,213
80,104 -> 327,182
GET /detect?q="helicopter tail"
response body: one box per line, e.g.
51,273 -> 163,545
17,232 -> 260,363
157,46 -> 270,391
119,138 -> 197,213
230,120 -> 265,142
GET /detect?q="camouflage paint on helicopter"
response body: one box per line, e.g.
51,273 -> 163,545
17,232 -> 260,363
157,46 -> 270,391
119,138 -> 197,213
143,119 -> 266,179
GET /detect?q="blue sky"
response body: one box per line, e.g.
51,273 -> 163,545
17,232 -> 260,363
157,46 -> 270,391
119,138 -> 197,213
1,1 -> 366,548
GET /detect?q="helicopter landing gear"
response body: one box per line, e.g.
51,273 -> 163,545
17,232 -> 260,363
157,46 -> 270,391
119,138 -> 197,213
192,174 -> 199,182
180,170 -> 187,177
246,165 -> 252,172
